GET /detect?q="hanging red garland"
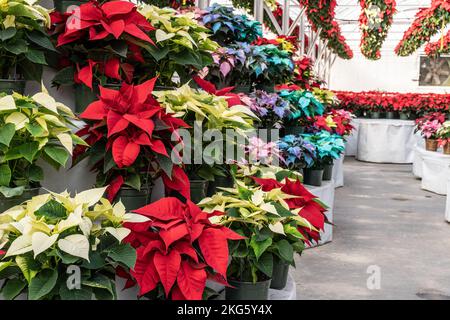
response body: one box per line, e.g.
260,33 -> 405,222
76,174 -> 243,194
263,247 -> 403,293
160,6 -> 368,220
425,29 -> 450,56
395,0 -> 450,56
359,0 -> 396,60
299,0 -> 353,59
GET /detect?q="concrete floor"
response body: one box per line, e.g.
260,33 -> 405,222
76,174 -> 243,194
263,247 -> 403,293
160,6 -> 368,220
294,157 -> 450,300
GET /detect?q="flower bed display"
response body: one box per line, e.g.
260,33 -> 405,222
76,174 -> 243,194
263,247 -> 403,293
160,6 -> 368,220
358,0 -> 396,60
395,0 -> 450,57
425,30 -> 450,57
335,91 -> 450,117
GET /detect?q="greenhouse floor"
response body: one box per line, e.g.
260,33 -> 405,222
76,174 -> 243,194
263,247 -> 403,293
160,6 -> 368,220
294,157 -> 450,300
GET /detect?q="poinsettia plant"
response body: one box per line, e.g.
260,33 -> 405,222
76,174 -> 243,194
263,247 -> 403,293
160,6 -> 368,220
0,90 -> 85,198
279,89 -> 325,125
436,121 -> 450,147
246,90 -> 292,129
302,131 -> 345,168
154,84 -> 256,182
50,0 -> 155,90
0,0 -> 53,82
75,77 -> 191,202
425,29 -> 450,57
122,197 -> 244,300
277,135 -> 317,170
0,187 -> 149,300
199,174 -> 327,283
138,5 -> 219,87
201,4 -> 262,46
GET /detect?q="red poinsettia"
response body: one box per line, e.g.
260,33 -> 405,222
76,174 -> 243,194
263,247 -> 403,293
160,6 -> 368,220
123,197 -> 244,300
252,177 -> 328,243
193,76 -> 242,107
57,0 -> 155,46
77,77 -> 191,201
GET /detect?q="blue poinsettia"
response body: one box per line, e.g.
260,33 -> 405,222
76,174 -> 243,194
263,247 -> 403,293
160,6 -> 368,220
249,90 -> 292,128
279,89 -> 325,120
202,4 -> 262,46
277,134 -> 317,170
301,131 -> 345,166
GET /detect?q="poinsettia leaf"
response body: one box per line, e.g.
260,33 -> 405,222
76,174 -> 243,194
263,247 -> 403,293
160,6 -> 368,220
44,146 -> 69,167
107,243 -> 136,269
255,252 -> 273,277
198,228 -> 228,277
0,27 -> 16,41
28,268 -> 58,300
5,142 -> 39,163
153,249 -> 181,297
0,123 -> 16,146
250,236 -> 272,260
1,279 -> 26,300
275,239 -> 294,263
0,164 -> 11,186
25,49 -> 47,65
27,30 -> 56,52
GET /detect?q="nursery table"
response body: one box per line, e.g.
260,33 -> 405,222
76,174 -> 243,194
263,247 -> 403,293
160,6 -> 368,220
356,119 -> 416,163
420,153 -> 450,195
333,154 -> 345,188
306,180 -> 335,245
413,145 -> 444,179
345,118 -> 361,156
446,180 -> 450,223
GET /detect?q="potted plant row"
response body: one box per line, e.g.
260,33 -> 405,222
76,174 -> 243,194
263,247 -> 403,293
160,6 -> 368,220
0,90 -> 84,212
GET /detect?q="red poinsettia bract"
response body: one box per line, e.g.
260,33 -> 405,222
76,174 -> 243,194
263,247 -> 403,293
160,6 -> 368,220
124,197 -> 244,300
252,177 -> 328,244
193,76 -> 242,107
57,0 -> 155,46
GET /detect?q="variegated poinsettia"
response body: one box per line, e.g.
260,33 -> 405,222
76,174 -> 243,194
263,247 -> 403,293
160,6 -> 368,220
198,174 -> 327,283
0,187 -> 149,300
0,90 -> 85,198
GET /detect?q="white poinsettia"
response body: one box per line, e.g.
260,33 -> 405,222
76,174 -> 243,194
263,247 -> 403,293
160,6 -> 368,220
0,188 -> 148,261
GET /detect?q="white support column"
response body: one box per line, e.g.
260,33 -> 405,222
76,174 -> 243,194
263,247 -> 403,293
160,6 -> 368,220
282,0 -> 291,34
254,0 -> 264,23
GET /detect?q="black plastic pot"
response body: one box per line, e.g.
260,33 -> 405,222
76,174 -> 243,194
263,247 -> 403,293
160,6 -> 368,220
303,168 -> 323,186
0,188 -> 40,213
207,175 -> 234,197
270,258 -> 289,290
0,79 -> 26,94
284,126 -> 305,136
115,186 -> 153,211
385,111 -> 397,119
370,111 -> 380,119
225,279 -> 271,300
322,163 -> 333,181
54,0 -> 87,12
189,179 -> 208,203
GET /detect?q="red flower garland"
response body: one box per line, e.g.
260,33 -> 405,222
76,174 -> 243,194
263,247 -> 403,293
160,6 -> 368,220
395,0 -> 450,56
425,29 -> 450,56
299,0 -> 353,59
359,0 -> 396,60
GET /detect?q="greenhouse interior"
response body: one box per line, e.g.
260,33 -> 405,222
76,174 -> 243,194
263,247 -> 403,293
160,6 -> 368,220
0,0 -> 449,303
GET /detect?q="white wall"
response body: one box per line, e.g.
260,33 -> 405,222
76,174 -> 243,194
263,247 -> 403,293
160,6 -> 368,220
329,52 -> 450,94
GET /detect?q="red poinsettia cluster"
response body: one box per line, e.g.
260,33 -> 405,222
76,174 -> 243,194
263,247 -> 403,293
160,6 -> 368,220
51,0 -> 155,88
76,77 -> 191,201
425,30 -> 450,57
299,0 -> 353,59
395,0 -> 450,56
335,91 -> 450,113
252,177 -> 328,244
358,0 -> 396,60
313,109 -> 355,136
123,197 -> 244,300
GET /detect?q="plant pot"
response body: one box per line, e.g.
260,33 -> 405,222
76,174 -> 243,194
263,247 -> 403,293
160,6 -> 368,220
444,144 -> 450,155
399,112 -> 410,120
54,0 -> 87,12
425,139 -> 438,152
270,258 -> 289,290
0,188 -> 40,213
284,126 -> 304,136
225,279 -> 271,300
189,179 -> 208,203
370,111 -> 380,119
322,163 -> 333,181
385,111 -> 396,119
115,186 -> 153,211
207,175 -> 234,197
0,79 -> 26,94
303,168 -> 323,186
